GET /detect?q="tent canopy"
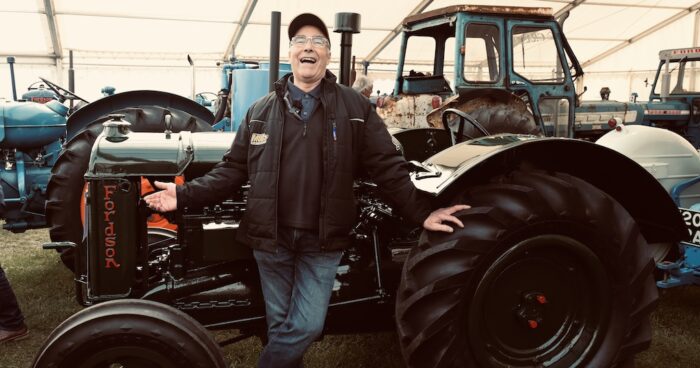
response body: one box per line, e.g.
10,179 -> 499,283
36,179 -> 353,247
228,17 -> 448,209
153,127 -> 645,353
2,0 -> 699,101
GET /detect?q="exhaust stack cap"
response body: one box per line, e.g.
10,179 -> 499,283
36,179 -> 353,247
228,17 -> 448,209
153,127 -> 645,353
103,114 -> 131,142
334,13 -> 361,34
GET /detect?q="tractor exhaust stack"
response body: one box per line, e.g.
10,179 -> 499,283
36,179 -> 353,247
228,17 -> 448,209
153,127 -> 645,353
269,11 -> 281,92
7,56 -> 17,101
334,13 -> 361,87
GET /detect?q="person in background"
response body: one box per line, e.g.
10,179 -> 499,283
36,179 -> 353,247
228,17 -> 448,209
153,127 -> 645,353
0,264 -> 28,344
0,188 -> 28,344
145,12 -> 468,368
352,75 -> 373,98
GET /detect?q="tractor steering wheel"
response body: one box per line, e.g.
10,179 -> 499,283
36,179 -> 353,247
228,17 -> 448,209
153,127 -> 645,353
441,108 -> 490,144
39,77 -> 89,104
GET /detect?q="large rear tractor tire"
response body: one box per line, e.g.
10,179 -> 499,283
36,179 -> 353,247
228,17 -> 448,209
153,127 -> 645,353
460,102 -> 540,137
429,94 -> 540,139
32,299 -> 227,368
46,106 -> 212,270
396,170 -> 657,368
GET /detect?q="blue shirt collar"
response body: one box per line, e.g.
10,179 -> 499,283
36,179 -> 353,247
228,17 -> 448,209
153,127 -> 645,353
285,78 -> 322,122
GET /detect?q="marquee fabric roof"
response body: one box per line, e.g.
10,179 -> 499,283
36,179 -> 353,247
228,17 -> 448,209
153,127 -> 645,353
1,0 -> 698,101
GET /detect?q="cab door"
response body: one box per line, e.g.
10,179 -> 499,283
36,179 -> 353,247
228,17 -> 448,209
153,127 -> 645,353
506,20 -> 576,137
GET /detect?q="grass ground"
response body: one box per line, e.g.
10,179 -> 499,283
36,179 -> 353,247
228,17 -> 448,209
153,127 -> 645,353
0,226 -> 698,367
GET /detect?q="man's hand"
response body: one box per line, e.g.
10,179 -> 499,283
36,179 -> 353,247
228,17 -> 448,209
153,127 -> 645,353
423,204 -> 470,233
143,181 -> 178,212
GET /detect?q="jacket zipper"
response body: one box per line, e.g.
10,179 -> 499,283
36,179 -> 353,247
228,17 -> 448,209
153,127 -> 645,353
274,95 -> 285,247
319,88 -> 333,250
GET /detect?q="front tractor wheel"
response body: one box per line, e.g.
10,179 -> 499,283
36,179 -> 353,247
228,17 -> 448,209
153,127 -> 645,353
32,299 -> 227,368
396,170 -> 657,368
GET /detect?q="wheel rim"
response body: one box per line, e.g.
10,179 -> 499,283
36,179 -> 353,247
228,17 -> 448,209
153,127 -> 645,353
467,234 -> 610,368
78,346 -> 174,368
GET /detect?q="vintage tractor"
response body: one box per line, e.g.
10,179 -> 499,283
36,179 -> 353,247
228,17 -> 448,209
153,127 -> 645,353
0,56 -> 215,242
33,108 -> 685,368
634,47 -> 700,148
1,60 -> 74,233
374,6 -> 700,148
577,47 -> 700,147
376,5 -> 582,139
29,6 -> 688,368
374,4 -> 688,263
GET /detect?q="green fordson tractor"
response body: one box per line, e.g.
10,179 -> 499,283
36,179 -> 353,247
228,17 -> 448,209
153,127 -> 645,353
32,5 -> 688,368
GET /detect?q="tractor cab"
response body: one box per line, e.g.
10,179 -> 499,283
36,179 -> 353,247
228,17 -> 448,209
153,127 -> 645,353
642,48 -> 700,147
651,48 -> 700,102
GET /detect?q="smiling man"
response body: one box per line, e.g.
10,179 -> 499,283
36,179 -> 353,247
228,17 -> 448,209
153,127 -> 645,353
144,12 -> 468,368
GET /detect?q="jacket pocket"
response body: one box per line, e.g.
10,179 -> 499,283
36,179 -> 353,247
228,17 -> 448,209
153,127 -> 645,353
247,119 -> 268,169
248,119 -> 268,133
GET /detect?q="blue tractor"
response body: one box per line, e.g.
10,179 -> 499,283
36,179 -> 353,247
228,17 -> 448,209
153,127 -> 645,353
373,7 -> 700,149
0,56 -> 216,244
1,55 -> 79,232
636,47 -> 700,147
203,59 -> 290,132
376,5 -> 583,140
577,47 -> 700,147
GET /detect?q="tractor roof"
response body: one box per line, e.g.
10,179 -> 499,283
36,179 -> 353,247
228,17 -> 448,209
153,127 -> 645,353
403,5 -> 553,27
659,47 -> 700,61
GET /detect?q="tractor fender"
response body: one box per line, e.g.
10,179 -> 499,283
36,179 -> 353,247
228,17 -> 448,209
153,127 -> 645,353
65,90 -> 215,141
413,134 -> 686,244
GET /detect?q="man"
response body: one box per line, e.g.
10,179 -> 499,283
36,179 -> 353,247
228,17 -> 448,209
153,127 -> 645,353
145,13 -> 467,368
352,75 -> 373,98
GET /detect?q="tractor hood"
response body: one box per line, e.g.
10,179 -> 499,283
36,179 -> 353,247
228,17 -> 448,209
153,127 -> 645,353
87,131 -> 235,177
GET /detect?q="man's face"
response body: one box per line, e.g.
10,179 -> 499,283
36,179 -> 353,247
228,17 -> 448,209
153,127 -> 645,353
289,25 -> 330,85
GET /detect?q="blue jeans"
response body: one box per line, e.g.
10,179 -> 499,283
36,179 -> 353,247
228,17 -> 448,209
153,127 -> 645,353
0,264 -> 25,331
254,227 -> 343,368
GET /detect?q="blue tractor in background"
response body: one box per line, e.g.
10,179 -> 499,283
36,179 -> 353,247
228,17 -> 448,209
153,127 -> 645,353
577,47 -> 700,147
373,7 -> 700,149
0,56 -> 216,242
1,55 -> 83,232
204,59 -> 290,132
375,5 -> 582,138
0,95 -> 68,231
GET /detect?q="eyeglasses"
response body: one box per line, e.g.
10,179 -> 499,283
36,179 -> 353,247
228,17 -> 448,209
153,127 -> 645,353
290,35 -> 330,48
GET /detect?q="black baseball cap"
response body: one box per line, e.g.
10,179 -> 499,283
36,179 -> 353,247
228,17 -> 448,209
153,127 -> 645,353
288,13 -> 330,41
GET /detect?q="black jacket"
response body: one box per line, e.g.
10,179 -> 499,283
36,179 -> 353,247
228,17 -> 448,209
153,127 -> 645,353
177,71 -> 432,252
